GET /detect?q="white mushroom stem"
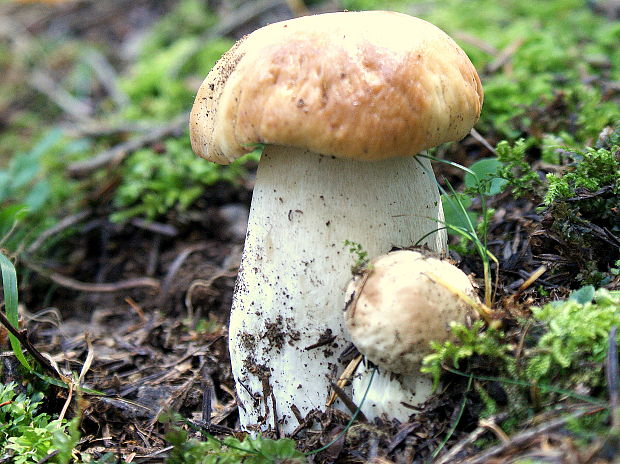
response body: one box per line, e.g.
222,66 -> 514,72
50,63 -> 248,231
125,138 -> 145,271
351,362 -> 434,423
229,145 -> 446,434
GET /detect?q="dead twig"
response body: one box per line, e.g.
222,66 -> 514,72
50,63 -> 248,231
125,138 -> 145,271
29,70 -> 94,120
67,112 -> 188,177
285,0 -> 309,16
161,243 -> 210,296
0,310 -> 61,380
168,0 -> 284,77
436,415 -> 509,464
329,381 -> 367,422
326,354 -> 363,407
469,128 -> 497,155
452,31 -> 498,56
185,271 -> 237,319
129,218 -> 178,237
27,210 -> 92,254
462,408 -> 602,464
24,259 -> 160,293
486,38 -> 525,74
607,326 -> 619,430
83,48 -> 129,108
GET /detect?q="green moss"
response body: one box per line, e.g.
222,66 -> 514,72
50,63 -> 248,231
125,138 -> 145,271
544,146 -> 620,204
423,288 -> 620,438
112,136 -> 257,222
527,289 -> 620,388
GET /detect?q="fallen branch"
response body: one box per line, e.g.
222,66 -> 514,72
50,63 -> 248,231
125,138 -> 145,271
24,259 -> 160,293
0,310 -> 60,380
27,209 -> 92,254
67,112 -> 188,177
29,70 -> 94,120
462,407 -> 603,464
434,413 -> 509,464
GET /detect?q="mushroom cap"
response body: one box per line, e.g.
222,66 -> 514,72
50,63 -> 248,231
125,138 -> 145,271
344,250 -> 478,374
190,11 -> 483,164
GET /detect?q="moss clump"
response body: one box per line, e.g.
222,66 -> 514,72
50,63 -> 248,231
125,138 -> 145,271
544,145 -> 620,205
526,288 -> 620,389
536,140 -> 620,285
423,288 -> 619,434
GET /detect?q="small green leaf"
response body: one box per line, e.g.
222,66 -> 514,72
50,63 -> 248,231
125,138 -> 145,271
569,285 -> 595,304
442,193 -> 476,231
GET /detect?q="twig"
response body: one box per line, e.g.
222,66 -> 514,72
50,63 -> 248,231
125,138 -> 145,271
61,119 -> 166,137
0,310 -> 60,379
285,0 -> 309,16
130,218 -> 178,237
36,449 -> 61,464
161,243 -> 209,295
469,128 -> 497,155
24,259 -> 160,293
452,31 -> 498,56
462,408 -> 601,464
486,38 -> 525,74
168,0 -> 284,76
607,326 -> 619,430
434,413 -> 509,464
83,48 -> 129,108
511,265 -> 548,299
329,381 -> 367,422
67,112 -> 188,177
185,272 -> 236,319
326,354 -> 363,407
29,70 -> 93,120
27,210 -> 92,254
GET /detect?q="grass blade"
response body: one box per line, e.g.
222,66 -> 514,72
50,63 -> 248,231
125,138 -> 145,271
0,252 -> 32,370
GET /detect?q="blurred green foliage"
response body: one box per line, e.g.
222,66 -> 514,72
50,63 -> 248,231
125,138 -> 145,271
113,138 -> 257,222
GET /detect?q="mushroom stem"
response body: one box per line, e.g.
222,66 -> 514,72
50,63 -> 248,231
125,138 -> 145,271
351,362 -> 434,423
229,145 -> 446,433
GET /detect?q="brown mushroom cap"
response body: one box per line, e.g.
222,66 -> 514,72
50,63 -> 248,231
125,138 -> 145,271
344,250 -> 478,374
190,11 -> 483,164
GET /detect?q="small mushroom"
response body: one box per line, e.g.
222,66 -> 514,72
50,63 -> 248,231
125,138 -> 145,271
189,11 -> 483,433
344,249 -> 478,422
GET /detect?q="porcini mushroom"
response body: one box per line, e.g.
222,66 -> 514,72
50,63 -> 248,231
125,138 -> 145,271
344,249 -> 478,422
189,11 -> 483,433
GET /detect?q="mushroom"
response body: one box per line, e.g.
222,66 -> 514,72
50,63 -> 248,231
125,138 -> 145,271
189,11 -> 483,433
344,249 -> 478,422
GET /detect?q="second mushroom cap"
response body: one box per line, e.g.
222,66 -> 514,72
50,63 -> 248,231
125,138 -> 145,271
345,249 -> 478,374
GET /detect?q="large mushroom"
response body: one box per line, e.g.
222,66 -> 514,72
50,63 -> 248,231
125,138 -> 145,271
189,11 -> 483,433
344,249 -> 479,422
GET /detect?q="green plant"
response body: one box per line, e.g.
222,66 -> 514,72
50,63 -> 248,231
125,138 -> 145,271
543,145 -> 620,205
112,137 -> 258,221
422,287 -> 619,429
495,139 -> 541,199
0,383 -> 78,464
422,320 -> 511,388
430,155 -> 499,307
166,429 -> 305,464
526,288 -> 620,388
0,130 -> 83,252
344,239 -> 370,274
